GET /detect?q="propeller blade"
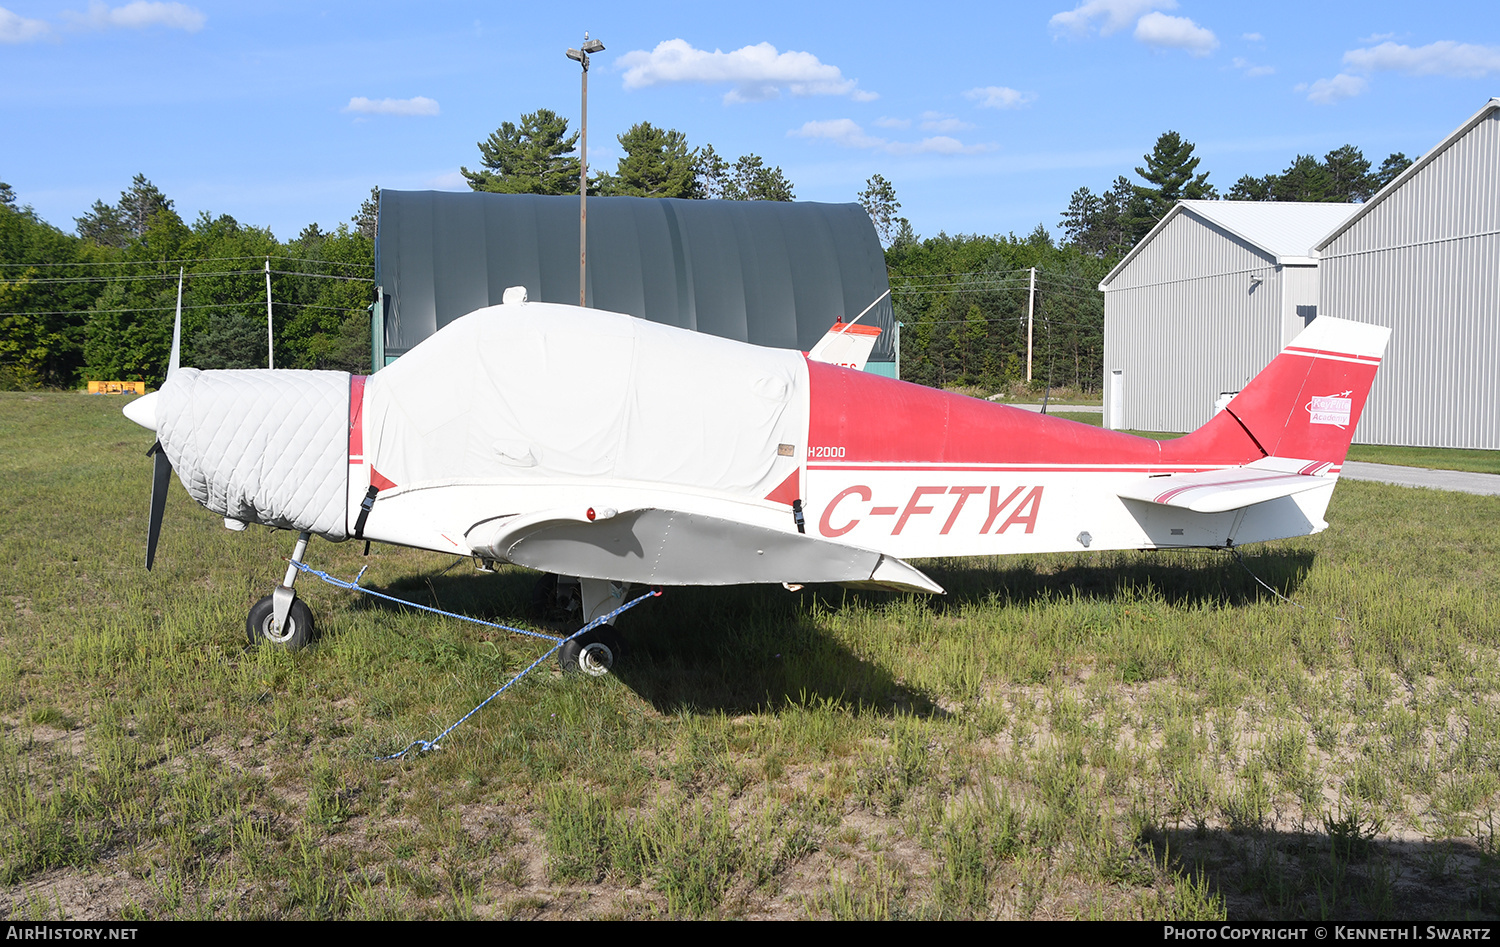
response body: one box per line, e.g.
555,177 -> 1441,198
168,268 -> 183,377
146,441 -> 172,571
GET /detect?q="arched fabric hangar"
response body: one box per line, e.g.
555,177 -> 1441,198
371,190 -> 895,373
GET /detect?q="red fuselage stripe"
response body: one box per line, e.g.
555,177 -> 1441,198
349,375 -> 367,464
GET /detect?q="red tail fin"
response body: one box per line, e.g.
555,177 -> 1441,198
1169,316 -> 1391,467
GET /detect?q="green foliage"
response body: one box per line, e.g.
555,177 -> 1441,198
698,146 -> 795,201
886,231 -> 1109,391
462,109 -> 581,195
858,174 -> 903,246
596,123 -> 702,199
1228,146 -> 1411,203
75,174 -> 174,249
0,203 -> 105,388
353,187 -> 378,241
1132,131 -> 1216,233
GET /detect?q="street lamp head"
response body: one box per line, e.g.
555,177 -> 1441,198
566,48 -> 583,62
581,38 -> 604,53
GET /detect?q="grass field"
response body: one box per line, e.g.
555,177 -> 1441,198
2,392 -> 1498,920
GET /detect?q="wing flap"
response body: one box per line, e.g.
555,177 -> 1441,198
1118,458 -> 1334,514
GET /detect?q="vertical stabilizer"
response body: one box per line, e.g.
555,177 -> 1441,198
1224,317 -> 1389,463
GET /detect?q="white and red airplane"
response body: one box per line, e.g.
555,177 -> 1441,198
122,285 -> 1389,673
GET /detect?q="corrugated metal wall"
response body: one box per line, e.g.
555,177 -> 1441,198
1103,213 -> 1287,432
1320,109 -> 1500,448
375,191 -> 893,362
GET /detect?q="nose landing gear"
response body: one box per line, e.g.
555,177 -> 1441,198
247,531 -> 316,650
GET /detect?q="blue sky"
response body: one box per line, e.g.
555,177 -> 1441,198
2,1 -> 1496,243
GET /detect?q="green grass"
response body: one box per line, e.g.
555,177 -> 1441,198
2,391 -> 1498,920
1345,444 -> 1500,475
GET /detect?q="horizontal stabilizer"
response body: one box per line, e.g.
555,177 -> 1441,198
467,506 -> 942,593
807,320 -> 882,371
1118,457 -> 1334,514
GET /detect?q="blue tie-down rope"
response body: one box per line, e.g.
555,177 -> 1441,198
287,560 -> 662,760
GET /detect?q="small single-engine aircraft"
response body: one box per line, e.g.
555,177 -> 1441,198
122,284 -> 1389,673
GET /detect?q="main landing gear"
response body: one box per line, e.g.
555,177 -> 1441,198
247,530 -> 316,650
537,574 -> 632,676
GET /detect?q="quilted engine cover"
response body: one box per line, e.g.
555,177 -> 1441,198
156,368 -> 350,540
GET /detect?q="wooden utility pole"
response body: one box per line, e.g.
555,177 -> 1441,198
1026,266 -> 1036,382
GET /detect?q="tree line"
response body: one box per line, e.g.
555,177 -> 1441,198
1059,132 -> 1413,258
0,111 -> 1420,395
462,108 -> 798,202
0,175 -> 374,390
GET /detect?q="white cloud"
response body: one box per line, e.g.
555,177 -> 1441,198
1302,73 -> 1367,104
1134,12 -> 1218,56
0,7 -> 49,42
874,116 -> 911,129
791,118 -> 991,155
1242,32 -> 1263,42
64,1 -> 205,32
964,85 -> 1035,109
618,38 -> 873,103
1343,40 -> 1500,78
919,111 -> 974,133
1050,0 -> 1174,37
890,136 -> 991,156
1232,56 -> 1274,77
1357,32 -> 1395,45
428,170 -> 467,189
343,96 -> 440,117
791,118 -> 886,149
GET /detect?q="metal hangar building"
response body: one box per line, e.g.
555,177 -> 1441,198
1100,98 -> 1500,449
1097,200 -> 1356,433
1314,98 -> 1500,450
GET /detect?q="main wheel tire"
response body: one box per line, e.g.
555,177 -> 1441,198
246,594 -> 315,650
558,626 -> 624,676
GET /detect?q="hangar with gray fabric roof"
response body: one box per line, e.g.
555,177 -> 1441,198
370,190 -> 895,375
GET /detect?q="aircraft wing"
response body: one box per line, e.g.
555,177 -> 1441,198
466,507 -> 943,594
1116,457 -> 1335,514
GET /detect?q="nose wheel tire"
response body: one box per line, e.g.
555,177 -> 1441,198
247,594 -> 315,650
559,626 -> 625,676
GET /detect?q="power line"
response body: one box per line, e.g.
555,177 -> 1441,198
0,300 -> 369,318
3,268 -> 374,285
0,254 -> 371,271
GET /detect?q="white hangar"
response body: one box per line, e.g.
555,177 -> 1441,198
1101,98 -> 1500,448
1315,98 -> 1500,450
1098,200 -> 1356,433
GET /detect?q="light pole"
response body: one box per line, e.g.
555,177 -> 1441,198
566,32 -> 604,307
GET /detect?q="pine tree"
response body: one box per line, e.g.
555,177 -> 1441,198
1370,152 -> 1412,192
75,174 -> 173,247
1270,155 -> 1333,202
597,123 -> 701,199
1131,131 -> 1215,237
859,174 -> 901,245
1323,145 -> 1373,202
462,109 -> 581,195
353,187 -> 379,239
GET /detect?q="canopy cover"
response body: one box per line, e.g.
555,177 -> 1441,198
364,301 -> 809,502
